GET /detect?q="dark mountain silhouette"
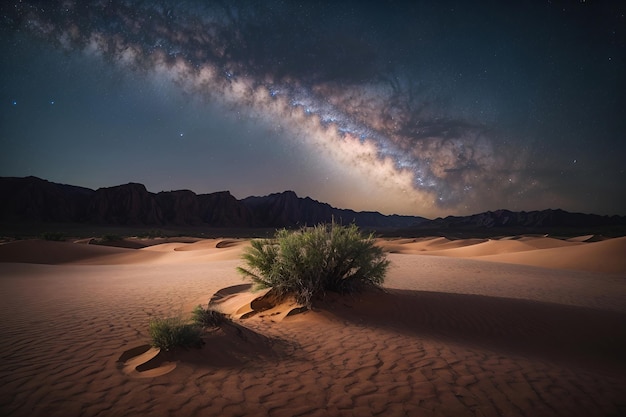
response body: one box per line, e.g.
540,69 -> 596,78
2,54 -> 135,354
0,176 -> 93,223
0,177 -> 424,230
392,209 -> 626,238
2,176 -> 624,236
87,183 -> 164,225
241,191 -> 421,228
196,191 -> 256,227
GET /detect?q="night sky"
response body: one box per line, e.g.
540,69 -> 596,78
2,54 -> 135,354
1,1 -> 625,218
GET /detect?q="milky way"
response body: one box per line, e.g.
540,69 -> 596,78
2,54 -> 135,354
2,1 -> 625,217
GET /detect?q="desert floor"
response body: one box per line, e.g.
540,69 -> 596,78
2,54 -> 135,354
0,235 -> 625,417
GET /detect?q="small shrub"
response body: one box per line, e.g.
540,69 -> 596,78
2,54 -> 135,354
142,229 -> 166,238
101,234 -> 122,242
191,305 -> 226,327
41,231 -> 66,241
148,317 -> 202,351
237,222 -> 390,307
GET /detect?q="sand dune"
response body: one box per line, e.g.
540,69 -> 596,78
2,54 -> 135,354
0,235 -> 625,416
0,238 -> 250,265
379,237 -> 488,255
382,235 -> 626,275
517,235 -> 583,249
209,285 -> 306,321
0,239 -> 137,264
421,238 -> 537,257
477,236 -> 626,274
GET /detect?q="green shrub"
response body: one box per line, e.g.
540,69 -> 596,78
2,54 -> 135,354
148,317 -> 202,351
237,222 -> 390,307
101,234 -> 122,242
191,305 -> 226,327
139,229 -> 166,238
41,231 -> 66,241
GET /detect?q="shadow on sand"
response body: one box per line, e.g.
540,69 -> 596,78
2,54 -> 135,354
312,288 -> 626,373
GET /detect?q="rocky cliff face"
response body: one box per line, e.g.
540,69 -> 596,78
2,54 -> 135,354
397,208 -> 626,237
0,177 -> 423,230
198,191 -> 255,227
5,176 -> 621,235
87,183 -> 164,225
156,190 -> 202,226
415,209 -> 625,230
242,191 -> 334,227
0,176 -> 92,223
242,191 -> 423,228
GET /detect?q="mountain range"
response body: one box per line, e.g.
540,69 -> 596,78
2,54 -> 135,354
1,176 -> 625,237
0,176 -> 422,231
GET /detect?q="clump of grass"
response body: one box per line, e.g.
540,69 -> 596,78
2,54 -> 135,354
191,305 -> 226,327
237,221 -> 390,307
100,234 -> 122,242
148,317 -> 202,351
41,231 -> 66,241
138,229 -> 166,238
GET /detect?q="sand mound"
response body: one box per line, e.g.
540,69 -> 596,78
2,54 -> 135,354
210,285 -> 306,321
478,236 -> 626,274
138,239 -> 250,263
382,235 -> 626,274
517,236 -> 582,249
171,240 -> 222,251
209,284 -> 271,318
0,239 -> 148,264
380,237 -> 489,254
215,239 -> 246,249
567,234 -> 599,242
421,238 -> 537,257
117,321 -> 288,379
160,239 -> 248,251
0,237 -> 252,266
139,242 -> 188,252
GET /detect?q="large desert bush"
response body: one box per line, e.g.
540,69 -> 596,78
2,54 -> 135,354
237,222 -> 390,307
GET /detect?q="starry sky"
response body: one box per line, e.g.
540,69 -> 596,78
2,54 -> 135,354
1,0 -> 625,218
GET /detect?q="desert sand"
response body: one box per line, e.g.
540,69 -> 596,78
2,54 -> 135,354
0,235 -> 625,416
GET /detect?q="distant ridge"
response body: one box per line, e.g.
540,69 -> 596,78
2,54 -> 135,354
0,176 -> 424,230
241,191 -> 422,228
1,176 -> 625,237
391,209 -> 626,238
